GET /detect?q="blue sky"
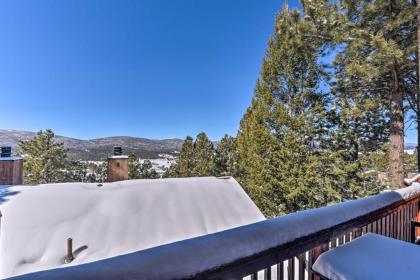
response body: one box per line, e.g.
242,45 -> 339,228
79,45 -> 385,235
0,0 -> 417,143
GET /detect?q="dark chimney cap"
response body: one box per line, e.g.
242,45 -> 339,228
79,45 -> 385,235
1,146 -> 12,158
113,146 -> 123,156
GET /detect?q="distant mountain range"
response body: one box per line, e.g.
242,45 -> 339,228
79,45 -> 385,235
0,129 -> 417,161
404,143 -> 417,150
0,129 -> 184,161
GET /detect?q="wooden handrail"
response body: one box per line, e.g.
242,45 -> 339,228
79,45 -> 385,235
7,185 -> 420,280
200,190 -> 420,279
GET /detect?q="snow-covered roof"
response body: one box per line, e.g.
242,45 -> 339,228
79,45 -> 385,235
0,177 -> 264,278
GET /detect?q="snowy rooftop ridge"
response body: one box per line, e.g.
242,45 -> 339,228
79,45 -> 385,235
6,184 -> 420,280
0,157 -> 23,161
0,177 -> 264,278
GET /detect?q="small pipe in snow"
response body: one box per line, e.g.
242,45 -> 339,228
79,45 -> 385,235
65,238 -> 74,263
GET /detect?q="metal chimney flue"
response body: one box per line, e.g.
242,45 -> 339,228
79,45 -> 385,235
1,146 -> 12,158
113,146 -> 123,156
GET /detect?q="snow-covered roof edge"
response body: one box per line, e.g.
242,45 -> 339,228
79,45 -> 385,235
7,184 -> 420,280
107,155 -> 128,159
0,157 -> 23,161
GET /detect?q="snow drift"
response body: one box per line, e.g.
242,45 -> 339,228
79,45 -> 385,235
0,177 -> 264,278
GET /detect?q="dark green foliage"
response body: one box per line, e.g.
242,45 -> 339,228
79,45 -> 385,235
328,45 -> 390,199
169,136 -> 195,177
66,161 -> 91,182
234,0 -> 418,215
169,133 -> 215,178
128,154 -> 139,179
18,129 -> 69,184
404,152 -> 418,174
193,132 -> 215,176
66,161 -> 107,183
18,129 -> 109,184
236,6 -> 340,217
337,0 -> 417,187
215,135 -> 238,177
128,154 -> 159,179
169,133 -> 237,178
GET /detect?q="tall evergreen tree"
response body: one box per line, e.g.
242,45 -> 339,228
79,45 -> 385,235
237,6 -> 339,217
18,129 -> 68,184
403,0 -> 420,172
215,134 -> 238,177
337,0 -> 417,187
169,136 -> 195,177
329,47 -> 389,198
193,132 -> 215,176
128,154 -> 140,179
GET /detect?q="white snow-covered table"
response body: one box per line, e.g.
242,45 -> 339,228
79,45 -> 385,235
312,233 -> 420,280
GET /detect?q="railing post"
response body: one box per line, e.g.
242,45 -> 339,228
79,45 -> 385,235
310,244 -> 328,280
411,221 -> 416,243
417,200 -> 420,237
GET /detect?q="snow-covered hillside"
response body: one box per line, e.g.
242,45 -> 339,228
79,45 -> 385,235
141,154 -> 175,174
0,177 -> 264,278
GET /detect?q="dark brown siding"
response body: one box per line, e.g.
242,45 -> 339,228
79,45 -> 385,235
0,159 -> 23,185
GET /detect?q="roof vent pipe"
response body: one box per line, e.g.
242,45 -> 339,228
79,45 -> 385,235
113,146 -> 122,156
1,146 -> 11,158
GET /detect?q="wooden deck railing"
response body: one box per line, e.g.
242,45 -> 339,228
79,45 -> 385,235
8,185 -> 420,280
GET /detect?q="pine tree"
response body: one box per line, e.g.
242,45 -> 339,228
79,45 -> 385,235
128,154 -> 140,179
193,132 -> 215,176
337,0 -> 417,187
168,136 -> 195,177
67,160 -> 90,182
328,48 -> 389,199
92,161 -> 107,182
129,154 -> 159,179
18,129 -> 69,184
237,6 -> 339,217
403,0 -> 420,172
139,160 -> 159,179
215,134 -> 238,177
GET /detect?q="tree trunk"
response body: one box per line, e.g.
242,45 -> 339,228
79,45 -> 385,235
389,62 -> 405,188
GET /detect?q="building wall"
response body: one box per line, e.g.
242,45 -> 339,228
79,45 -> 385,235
0,159 -> 23,185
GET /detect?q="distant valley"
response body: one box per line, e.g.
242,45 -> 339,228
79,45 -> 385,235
0,129 -> 184,161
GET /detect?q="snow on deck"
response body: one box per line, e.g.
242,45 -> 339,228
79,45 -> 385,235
0,177 -> 264,278
313,233 -> 420,280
